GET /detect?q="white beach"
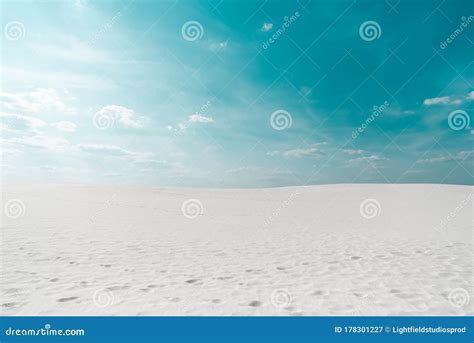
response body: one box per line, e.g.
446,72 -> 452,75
1,183 -> 472,316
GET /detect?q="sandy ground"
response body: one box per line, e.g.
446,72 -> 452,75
0,183 -> 472,316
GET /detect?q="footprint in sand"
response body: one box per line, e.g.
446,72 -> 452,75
2,302 -> 18,308
248,300 -> 262,307
57,297 -> 79,302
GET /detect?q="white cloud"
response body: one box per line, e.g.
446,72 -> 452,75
210,41 -> 228,51
0,112 -> 47,132
261,22 -> 273,32
284,147 -> 324,158
268,144 -> 326,158
225,166 -> 264,174
403,169 -> 424,174
77,143 -> 152,160
349,155 -> 386,163
343,149 -> 365,155
416,151 -> 473,163
416,156 -> 450,163
172,114 -> 215,132
457,151 -> 473,159
3,135 -> 70,151
423,96 -> 451,106
51,121 -> 77,132
95,105 -> 144,128
2,67 -> 114,91
0,88 -> 75,115
133,159 -> 172,169
188,114 -> 214,123
423,92 -> 474,106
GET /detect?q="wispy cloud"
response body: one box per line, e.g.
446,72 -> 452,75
3,135 -> 70,152
77,143 -> 152,160
225,166 -> 264,174
423,96 -> 451,105
188,114 -> 214,123
349,155 -> 387,163
261,22 -> 273,32
1,1 -> 472,187
95,105 -> 145,129
343,149 -> 365,155
210,41 -> 228,51
423,91 -> 473,106
268,144 -> 326,158
0,112 -> 47,133
0,88 -> 75,115
416,151 -> 473,163
172,114 -> 215,131
51,121 -> 77,132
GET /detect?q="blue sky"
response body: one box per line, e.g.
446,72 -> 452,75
1,0 -> 473,187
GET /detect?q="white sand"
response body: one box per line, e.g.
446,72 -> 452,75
1,183 -> 472,316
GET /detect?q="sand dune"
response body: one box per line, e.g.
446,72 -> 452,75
1,183 -> 472,316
